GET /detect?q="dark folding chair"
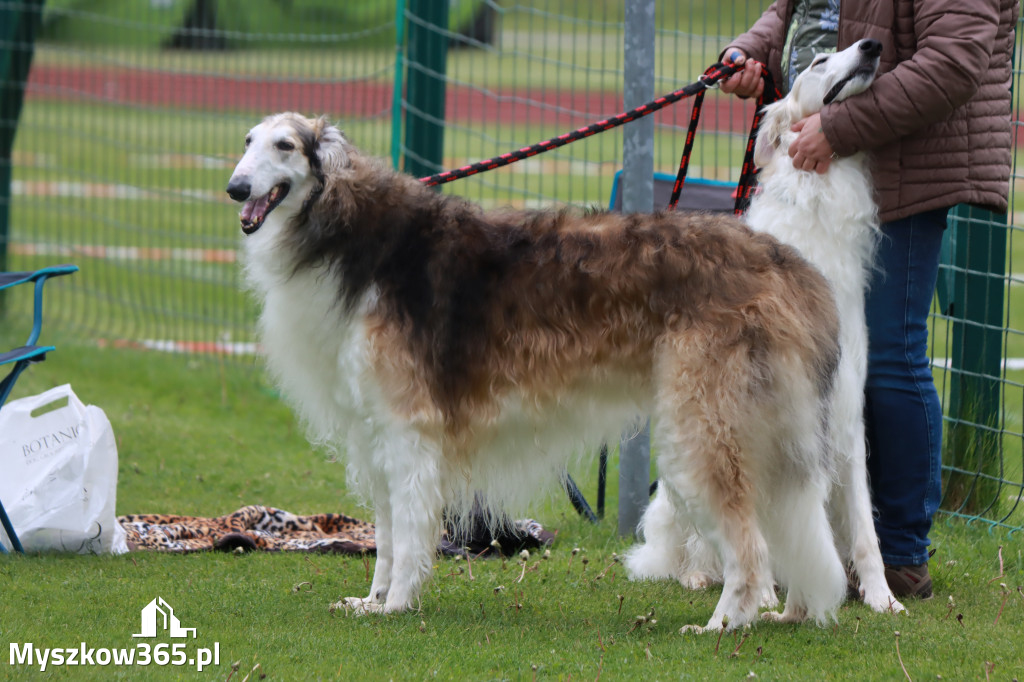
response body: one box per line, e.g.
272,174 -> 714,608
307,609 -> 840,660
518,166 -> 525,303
0,264 -> 78,553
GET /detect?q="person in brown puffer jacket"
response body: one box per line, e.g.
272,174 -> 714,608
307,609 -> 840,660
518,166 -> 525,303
720,0 -> 1017,599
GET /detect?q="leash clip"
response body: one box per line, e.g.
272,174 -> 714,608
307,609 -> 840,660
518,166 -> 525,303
698,73 -> 723,90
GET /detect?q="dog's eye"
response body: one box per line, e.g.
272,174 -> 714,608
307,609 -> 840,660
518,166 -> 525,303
812,56 -> 830,68
275,140 -> 295,152
244,136 -> 252,148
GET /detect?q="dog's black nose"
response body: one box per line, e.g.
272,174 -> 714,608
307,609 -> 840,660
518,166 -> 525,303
859,39 -> 882,58
226,179 -> 251,202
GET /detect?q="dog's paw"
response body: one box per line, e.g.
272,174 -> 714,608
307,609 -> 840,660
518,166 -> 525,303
681,612 -> 741,634
885,596 -> 906,614
862,590 -> 906,615
679,571 -> 715,590
760,607 -> 805,624
330,597 -> 385,616
759,585 -> 780,609
859,582 -> 906,614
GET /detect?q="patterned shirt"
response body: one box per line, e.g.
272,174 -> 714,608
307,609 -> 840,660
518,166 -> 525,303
781,0 -> 840,92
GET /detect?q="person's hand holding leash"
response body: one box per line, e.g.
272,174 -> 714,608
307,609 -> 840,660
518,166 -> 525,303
789,113 -> 836,174
720,50 -> 764,100
719,51 -> 836,175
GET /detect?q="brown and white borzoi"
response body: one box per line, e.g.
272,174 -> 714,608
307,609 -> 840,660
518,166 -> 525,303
626,39 -> 904,615
227,112 -> 846,631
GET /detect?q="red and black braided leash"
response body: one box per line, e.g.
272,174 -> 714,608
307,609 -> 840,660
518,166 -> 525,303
668,64 -> 781,214
418,62 -> 780,215
733,70 -> 782,213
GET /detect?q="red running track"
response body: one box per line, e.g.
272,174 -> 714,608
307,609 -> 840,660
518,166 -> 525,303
26,64 -> 759,132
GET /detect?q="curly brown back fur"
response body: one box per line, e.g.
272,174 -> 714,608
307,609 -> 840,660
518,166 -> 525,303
277,143 -> 839,433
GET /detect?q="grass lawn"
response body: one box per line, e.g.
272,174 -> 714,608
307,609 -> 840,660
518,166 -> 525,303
1,342 -> 1023,681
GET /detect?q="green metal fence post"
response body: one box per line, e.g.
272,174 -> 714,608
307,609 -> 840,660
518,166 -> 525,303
941,204 -> 1007,514
391,0 -> 408,170
402,0 -> 449,181
0,0 -> 45,277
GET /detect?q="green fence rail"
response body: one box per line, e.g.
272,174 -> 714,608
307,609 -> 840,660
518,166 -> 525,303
1,0 -> 1022,531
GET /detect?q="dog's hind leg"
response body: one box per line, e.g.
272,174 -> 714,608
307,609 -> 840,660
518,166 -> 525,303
623,487 -> 682,581
665,462 -> 770,633
762,369 -> 847,625
656,343 -> 773,633
625,485 -> 721,590
830,398 -> 905,613
628,481 -> 779,607
833,444 -> 904,613
761,478 -> 846,624
828,315 -> 905,614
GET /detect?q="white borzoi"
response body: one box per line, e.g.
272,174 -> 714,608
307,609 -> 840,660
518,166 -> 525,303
227,111 -> 847,631
626,39 -> 905,615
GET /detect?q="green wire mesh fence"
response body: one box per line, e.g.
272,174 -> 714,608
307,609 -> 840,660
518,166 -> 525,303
1,0 -> 1022,530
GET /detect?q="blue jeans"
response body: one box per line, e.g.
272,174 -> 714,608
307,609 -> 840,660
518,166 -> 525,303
864,208 -> 948,566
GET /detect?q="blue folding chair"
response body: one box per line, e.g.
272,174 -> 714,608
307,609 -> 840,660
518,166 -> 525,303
0,264 -> 78,553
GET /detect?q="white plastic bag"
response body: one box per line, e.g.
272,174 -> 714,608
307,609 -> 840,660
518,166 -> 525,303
0,384 -> 128,554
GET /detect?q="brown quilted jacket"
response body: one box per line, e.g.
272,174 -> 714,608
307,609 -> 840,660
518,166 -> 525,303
725,0 -> 1018,221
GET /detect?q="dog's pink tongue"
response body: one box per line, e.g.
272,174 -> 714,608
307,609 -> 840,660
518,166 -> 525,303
240,195 -> 270,223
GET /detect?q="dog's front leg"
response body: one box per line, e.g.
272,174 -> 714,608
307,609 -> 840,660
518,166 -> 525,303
367,484 -> 393,604
380,450 -> 443,613
336,439 -> 442,615
336,476 -> 393,614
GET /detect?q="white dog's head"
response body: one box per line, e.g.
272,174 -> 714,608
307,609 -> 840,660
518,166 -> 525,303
226,112 -> 353,235
754,38 -> 882,167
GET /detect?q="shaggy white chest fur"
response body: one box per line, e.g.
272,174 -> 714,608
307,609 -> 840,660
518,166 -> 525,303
746,149 -> 878,300
243,227 -> 380,453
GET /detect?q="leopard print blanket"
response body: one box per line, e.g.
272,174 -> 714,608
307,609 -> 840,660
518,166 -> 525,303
118,505 -> 554,555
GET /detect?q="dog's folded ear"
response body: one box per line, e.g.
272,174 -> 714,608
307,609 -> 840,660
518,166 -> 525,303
310,116 -> 356,173
754,101 -> 789,168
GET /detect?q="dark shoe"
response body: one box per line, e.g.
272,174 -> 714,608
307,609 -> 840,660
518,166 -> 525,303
885,563 -> 933,599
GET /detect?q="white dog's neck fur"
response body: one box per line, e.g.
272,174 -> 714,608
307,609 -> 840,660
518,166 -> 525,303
746,41 -> 882,283
748,137 -> 877,281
